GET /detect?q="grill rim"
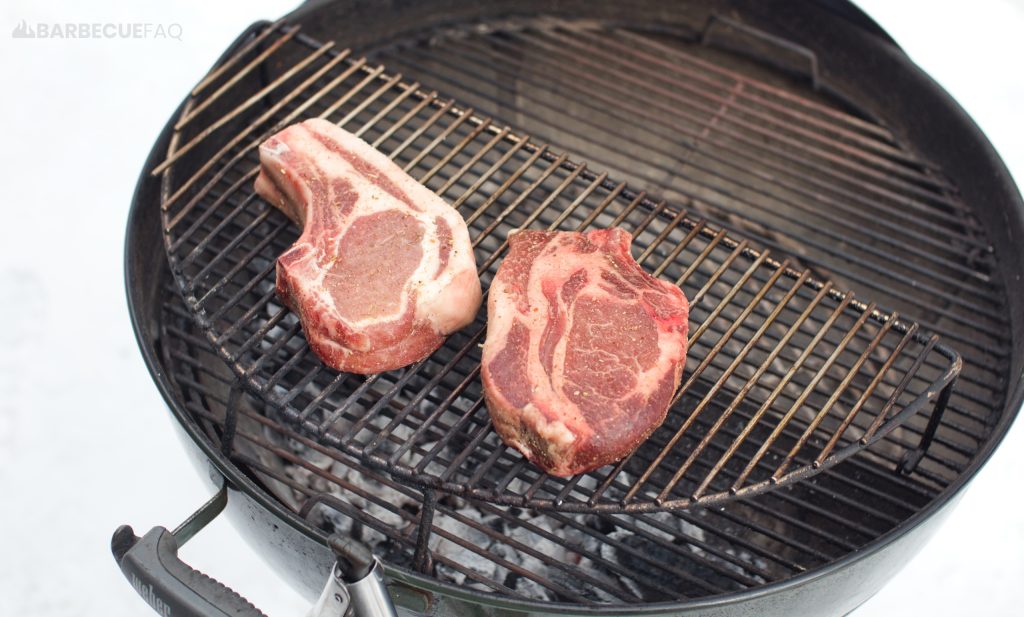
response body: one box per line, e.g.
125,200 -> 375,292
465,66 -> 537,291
123,2 -> 1024,613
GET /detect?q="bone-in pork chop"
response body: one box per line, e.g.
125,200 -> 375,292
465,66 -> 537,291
254,118 -> 481,374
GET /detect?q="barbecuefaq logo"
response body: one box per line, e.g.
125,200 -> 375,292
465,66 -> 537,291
11,19 -> 182,40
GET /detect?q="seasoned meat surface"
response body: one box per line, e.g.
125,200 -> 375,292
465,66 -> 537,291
482,228 -> 689,477
255,119 -> 481,374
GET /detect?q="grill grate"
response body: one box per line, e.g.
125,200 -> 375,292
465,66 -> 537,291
371,17 -> 1008,489
159,283 -> 947,602
156,21 -> 961,513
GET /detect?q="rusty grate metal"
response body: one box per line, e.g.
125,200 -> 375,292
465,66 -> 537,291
155,21 -> 960,513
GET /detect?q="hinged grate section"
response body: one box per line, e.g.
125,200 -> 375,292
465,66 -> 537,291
155,21 -> 960,513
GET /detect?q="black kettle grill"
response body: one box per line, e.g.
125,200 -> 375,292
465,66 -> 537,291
114,1 -> 1023,615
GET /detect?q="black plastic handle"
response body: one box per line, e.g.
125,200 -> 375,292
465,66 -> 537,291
110,486 -> 266,617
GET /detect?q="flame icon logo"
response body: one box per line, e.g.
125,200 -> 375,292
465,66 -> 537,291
12,19 -> 35,38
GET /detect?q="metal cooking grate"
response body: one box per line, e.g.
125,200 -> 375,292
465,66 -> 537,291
155,21 -> 959,513
158,283 -> 957,603
373,16 -> 1008,493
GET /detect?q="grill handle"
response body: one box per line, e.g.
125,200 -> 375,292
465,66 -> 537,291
111,483 -> 399,617
111,485 -> 266,617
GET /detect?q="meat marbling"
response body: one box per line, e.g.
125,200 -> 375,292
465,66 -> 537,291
254,118 -> 481,374
481,228 -> 689,477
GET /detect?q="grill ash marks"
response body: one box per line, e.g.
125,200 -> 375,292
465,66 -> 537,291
482,228 -> 689,477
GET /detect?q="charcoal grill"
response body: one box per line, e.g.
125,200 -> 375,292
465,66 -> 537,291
114,1 -> 1024,616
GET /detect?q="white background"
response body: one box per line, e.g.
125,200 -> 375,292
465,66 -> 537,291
0,1 -> 1020,615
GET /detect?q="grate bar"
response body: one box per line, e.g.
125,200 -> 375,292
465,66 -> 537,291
154,40 -> 337,176
272,361 -> 324,409
297,372 -> 354,423
862,334 -> 941,443
163,47 -> 357,227
215,288 -> 284,352
626,253 -> 789,500
335,72 -> 407,129
773,314 -> 898,479
611,28 -> 946,176
452,31 -> 974,240
637,207 -> 690,263
448,133 -> 532,210
176,26 -> 303,130
652,265 -> 802,493
172,170 -> 259,259
402,108 -> 481,175
182,333 -> 913,540
318,64 -> 387,121
264,345 -> 316,396
447,33 -> 992,284
386,98 -> 457,161
715,290 -> 856,492
474,156 -> 582,249
461,144 -> 549,224
187,18 -> 289,97
688,283 -> 834,499
353,80 -> 423,138
203,255 -> 278,323
469,153 -> 570,248
436,127 -> 512,195
387,53 -> 1003,333
278,462 -> 624,602
419,119 -> 498,184
370,90 -> 439,147
219,292 -> 287,356
363,332 -> 485,456
731,302 -> 877,491
192,217 -> 272,305
386,365 -> 480,465
613,28 -> 889,141
413,400 -> 486,475
245,458 -> 536,599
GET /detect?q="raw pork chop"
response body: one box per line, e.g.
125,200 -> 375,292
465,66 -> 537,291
254,118 -> 481,374
481,228 -> 689,477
